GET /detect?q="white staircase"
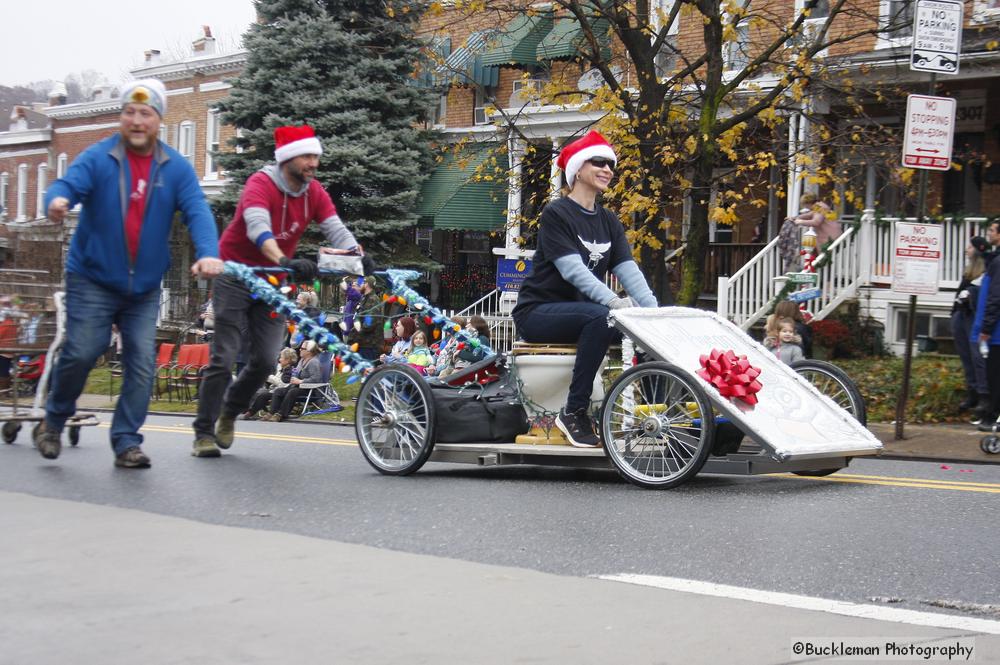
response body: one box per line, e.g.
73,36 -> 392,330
717,209 -> 990,330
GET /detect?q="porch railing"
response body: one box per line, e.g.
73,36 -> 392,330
718,210 -> 992,330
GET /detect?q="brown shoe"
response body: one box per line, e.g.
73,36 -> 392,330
115,446 -> 151,468
191,436 -> 221,458
215,414 -> 236,449
35,422 -> 61,460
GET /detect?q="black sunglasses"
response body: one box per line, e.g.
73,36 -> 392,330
586,157 -> 615,170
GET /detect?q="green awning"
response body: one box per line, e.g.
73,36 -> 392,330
416,146 -> 507,231
479,13 -> 554,66
436,31 -> 500,88
536,15 -> 610,60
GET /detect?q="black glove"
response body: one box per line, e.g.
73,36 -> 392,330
279,256 -> 318,282
361,254 -> 376,276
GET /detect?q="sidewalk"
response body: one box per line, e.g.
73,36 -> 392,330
70,394 -> 1000,465
870,422 -> 1000,465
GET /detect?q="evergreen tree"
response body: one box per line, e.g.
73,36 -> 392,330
215,0 -> 437,258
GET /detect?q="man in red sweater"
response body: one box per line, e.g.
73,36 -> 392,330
192,125 -> 361,457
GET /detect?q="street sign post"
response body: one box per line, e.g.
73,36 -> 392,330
892,222 -> 943,296
910,0 -> 963,75
901,94 -> 956,171
787,272 -> 818,285
787,287 -> 822,303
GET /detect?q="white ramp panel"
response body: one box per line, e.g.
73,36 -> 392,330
610,308 -> 882,461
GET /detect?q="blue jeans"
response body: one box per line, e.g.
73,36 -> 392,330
513,302 -> 620,412
46,272 -> 160,455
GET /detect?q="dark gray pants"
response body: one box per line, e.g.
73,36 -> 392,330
193,275 -> 286,438
951,310 -> 988,396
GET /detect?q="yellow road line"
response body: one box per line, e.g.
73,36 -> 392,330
777,474 -> 1000,493
96,423 -> 1000,492
98,422 -> 356,447
832,472 -> 1000,489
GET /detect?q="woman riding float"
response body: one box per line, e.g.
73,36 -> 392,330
511,131 -> 658,448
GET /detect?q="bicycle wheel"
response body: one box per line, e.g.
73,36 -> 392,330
599,362 -> 715,489
355,364 -> 436,475
791,359 -> 866,476
791,359 -> 867,425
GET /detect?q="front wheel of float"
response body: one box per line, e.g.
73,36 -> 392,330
355,364 -> 436,475
599,361 -> 715,489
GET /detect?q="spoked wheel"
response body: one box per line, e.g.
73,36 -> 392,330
791,359 -> 866,477
2,421 -> 20,444
791,359 -> 867,425
599,361 -> 715,489
355,364 -> 436,475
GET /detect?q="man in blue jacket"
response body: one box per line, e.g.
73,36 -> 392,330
971,220 -> 1000,431
39,78 -> 224,468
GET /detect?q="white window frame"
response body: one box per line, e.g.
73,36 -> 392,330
178,121 -> 195,166
877,0 -> 915,49
794,0 -> 830,57
0,172 -> 8,222
56,153 -> 68,179
205,110 -> 221,179
722,0 -> 751,73
974,0 -> 1000,22
235,127 -> 245,154
650,0 -> 680,36
35,163 -> 47,220
158,124 -> 168,145
16,163 -> 28,221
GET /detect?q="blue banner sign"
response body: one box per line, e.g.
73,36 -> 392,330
496,258 -> 532,292
787,287 -> 822,303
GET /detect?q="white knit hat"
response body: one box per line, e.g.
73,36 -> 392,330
121,79 -> 167,117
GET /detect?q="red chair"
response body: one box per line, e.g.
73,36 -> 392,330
113,342 -> 175,400
164,344 -> 200,402
150,343 -> 176,399
180,343 -> 211,401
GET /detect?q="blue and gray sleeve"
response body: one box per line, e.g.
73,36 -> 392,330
612,260 -> 658,308
245,207 -> 274,248
553,255 -> 618,305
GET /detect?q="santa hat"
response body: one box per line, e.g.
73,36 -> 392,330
274,125 -> 323,164
121,79 -> 167,117
557,130 -> 617,188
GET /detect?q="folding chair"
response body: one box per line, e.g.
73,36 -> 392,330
291,351 -> 341,418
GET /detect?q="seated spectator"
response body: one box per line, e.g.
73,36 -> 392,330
764,317 -> 805,364
427,316 -> 467,377
243,347 -> 298,419
262,341 -> 323,422
765,300 -> 812,358
406,330 -> 433,374
381,317 -> 416,363
456,316 -> 491,366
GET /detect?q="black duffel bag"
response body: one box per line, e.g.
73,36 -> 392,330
432,376 -> 529,443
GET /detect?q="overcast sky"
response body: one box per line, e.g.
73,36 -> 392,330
2,0 -> 257,87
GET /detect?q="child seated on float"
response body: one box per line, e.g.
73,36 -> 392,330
405,330 -> 433,374
763,317 -> 805,365
381,317 -> 416,363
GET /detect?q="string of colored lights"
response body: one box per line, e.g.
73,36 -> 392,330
222,263 -> 494,380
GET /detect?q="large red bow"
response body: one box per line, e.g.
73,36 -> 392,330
696,349 -> 762,407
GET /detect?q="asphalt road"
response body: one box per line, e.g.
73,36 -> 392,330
1,413 -> 997,615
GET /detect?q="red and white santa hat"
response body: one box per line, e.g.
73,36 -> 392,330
556,130 -> 617,187
274,125 -> 323,164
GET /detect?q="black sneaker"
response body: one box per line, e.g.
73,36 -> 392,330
977,419 -> 999,433
35,423 -> 61,460
115,446 -> 151,469
556,407 -> 600,448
